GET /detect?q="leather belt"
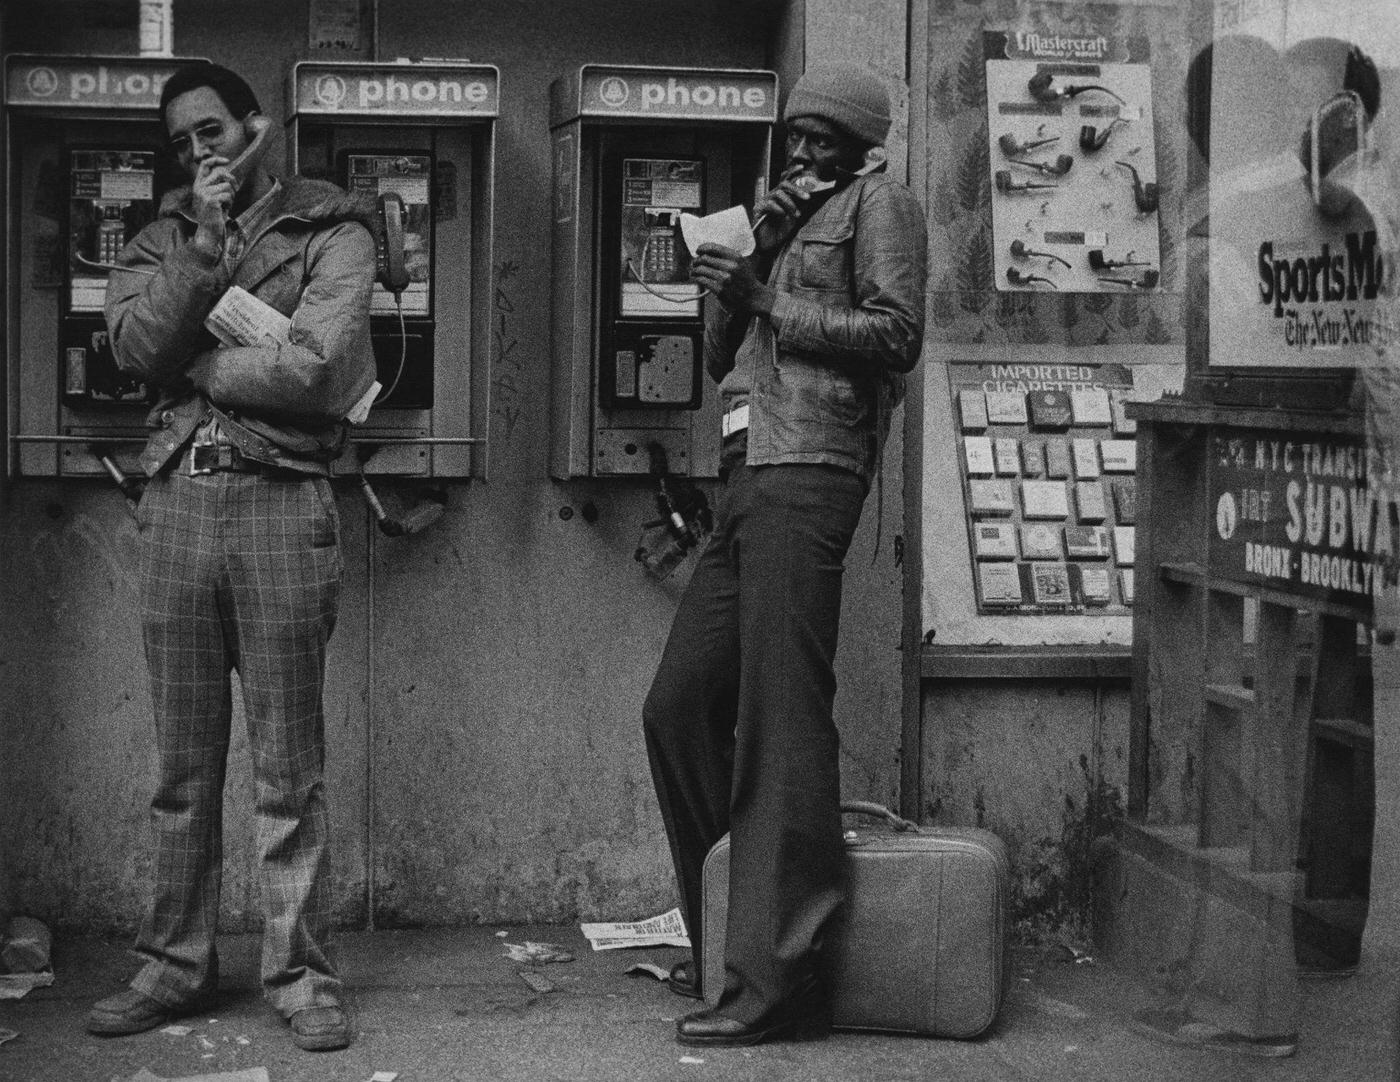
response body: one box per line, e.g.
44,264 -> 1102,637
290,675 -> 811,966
182,441 -> 266,475
721,404 -> 750,438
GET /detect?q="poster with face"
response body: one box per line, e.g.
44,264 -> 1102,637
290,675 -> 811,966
1199,2 -> 1400,369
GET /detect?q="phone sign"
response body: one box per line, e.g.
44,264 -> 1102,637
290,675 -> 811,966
5,56 -> 194,110
578,66 -> 777,122
291,62 -> 499,118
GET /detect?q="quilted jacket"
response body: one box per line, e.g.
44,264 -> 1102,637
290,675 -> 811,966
106,175 -> 377,477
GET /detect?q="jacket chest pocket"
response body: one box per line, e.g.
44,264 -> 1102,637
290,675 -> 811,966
797,222 -> 853,292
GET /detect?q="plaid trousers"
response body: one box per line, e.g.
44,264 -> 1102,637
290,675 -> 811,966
131,468 -> 344,1016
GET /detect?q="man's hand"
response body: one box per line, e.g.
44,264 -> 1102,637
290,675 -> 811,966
191,156 -> 234,256
690,243 -> 776,317
752,174 -> 816,253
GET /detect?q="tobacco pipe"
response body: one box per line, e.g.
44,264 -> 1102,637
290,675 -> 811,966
995,169 -> 1058,194
1009,154 -> 1074,177
1079,116 -> 1128,153
1087,249 -> 1151,271
1116,160 -> 1159,213
1098,269 -> 1160,289
1010,239 -> 1072,269
1028,71 -> 1126,105
1006,266 -> 1058,289
998,132 -> 1059,157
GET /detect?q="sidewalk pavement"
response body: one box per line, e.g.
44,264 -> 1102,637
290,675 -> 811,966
0,925 -> 1392,1082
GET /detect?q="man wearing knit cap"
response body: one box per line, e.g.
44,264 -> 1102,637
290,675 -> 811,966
644,62 -> 927,1046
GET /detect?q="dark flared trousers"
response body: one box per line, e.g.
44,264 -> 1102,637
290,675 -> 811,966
644,440 -> 867,1024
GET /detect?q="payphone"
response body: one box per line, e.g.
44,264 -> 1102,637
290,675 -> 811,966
285,60 -> 499,478
549,65 -> 777,479
4,54 -> 202,479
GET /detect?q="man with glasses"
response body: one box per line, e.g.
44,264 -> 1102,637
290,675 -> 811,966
643,62 -> 927,1047
86,61 -> 376,1052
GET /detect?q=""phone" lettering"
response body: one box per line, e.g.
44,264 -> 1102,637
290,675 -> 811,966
69,67 -> 172,101
357,76 -> 490,108
639,78 -> 767,111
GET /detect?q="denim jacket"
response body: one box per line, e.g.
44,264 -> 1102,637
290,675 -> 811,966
106,176 -> 378,477
708,171 -> 927,485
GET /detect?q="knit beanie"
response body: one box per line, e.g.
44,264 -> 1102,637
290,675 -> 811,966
783,63 -> 891,146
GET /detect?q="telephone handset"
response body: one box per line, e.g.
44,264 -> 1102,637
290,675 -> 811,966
227,113 -> 274,193
375,192 -> 410,295
753,147 -> 887,235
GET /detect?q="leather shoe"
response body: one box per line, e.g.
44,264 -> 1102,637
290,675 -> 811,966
289,1003 -> 352,1051
676,1003 -> 830,1047
667,959 -> 703,1000
87,989 -> 200,1037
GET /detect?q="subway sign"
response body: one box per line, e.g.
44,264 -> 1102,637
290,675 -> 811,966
566,65 -> 777,123
289,61 -> 499,118
4,55 -> 204,111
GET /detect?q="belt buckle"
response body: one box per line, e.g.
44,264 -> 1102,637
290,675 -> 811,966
190,442 -> 236,475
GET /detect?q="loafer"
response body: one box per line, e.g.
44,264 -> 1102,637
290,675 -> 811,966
87,989 -> 199,1037
289,1004 -> 352,1052
668,959 -> 703,1000
676,1003 -> 830,1047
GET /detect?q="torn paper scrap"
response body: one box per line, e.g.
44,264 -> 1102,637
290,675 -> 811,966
581,907 -> 690,950
625,962 -> 672,982
502,942 -> 575,964
517,970 -> 556,994
679,205 -> 755,258
0,971 -> 54,1000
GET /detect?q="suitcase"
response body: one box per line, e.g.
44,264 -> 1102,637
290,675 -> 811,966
700,801 -> 1010,1038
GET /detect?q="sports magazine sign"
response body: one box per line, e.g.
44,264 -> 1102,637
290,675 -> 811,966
1203,26 -> 1398,369
1209,426 -> 1395,608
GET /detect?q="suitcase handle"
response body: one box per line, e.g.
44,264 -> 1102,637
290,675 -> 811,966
841,801 -> 921,833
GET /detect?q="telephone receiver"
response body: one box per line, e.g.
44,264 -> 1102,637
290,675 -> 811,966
227,113 -> 273,193
375,192 -> 410,295
754,147 -> 887,235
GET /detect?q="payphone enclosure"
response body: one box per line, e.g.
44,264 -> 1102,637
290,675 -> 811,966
548,64 -> 778,479
4,54 -> 208,480
286,60 -> 499,479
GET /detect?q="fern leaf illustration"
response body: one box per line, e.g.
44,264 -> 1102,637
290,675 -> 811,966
1118,291 -> 1141,330
1145,310 -> 1173,344
961,227 -> 993,292
957,138 -> 988,213
930,175 -> 957,227
1083,291 -> 1114,316
933,70 -> 956,116
958,29 -> 988,110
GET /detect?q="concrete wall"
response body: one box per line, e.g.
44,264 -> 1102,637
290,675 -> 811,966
921,680 -> 1130,942
0,0 -> 912,933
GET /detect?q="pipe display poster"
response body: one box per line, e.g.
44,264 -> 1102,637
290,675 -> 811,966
984,31 -> 1161,294
1203,33 -> 1398,368
1209,427 -> 1396,608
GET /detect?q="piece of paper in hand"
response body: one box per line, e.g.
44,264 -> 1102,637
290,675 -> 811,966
205,286 -> 291,349
679,205 -> 755,258
347,380 -> 382,425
